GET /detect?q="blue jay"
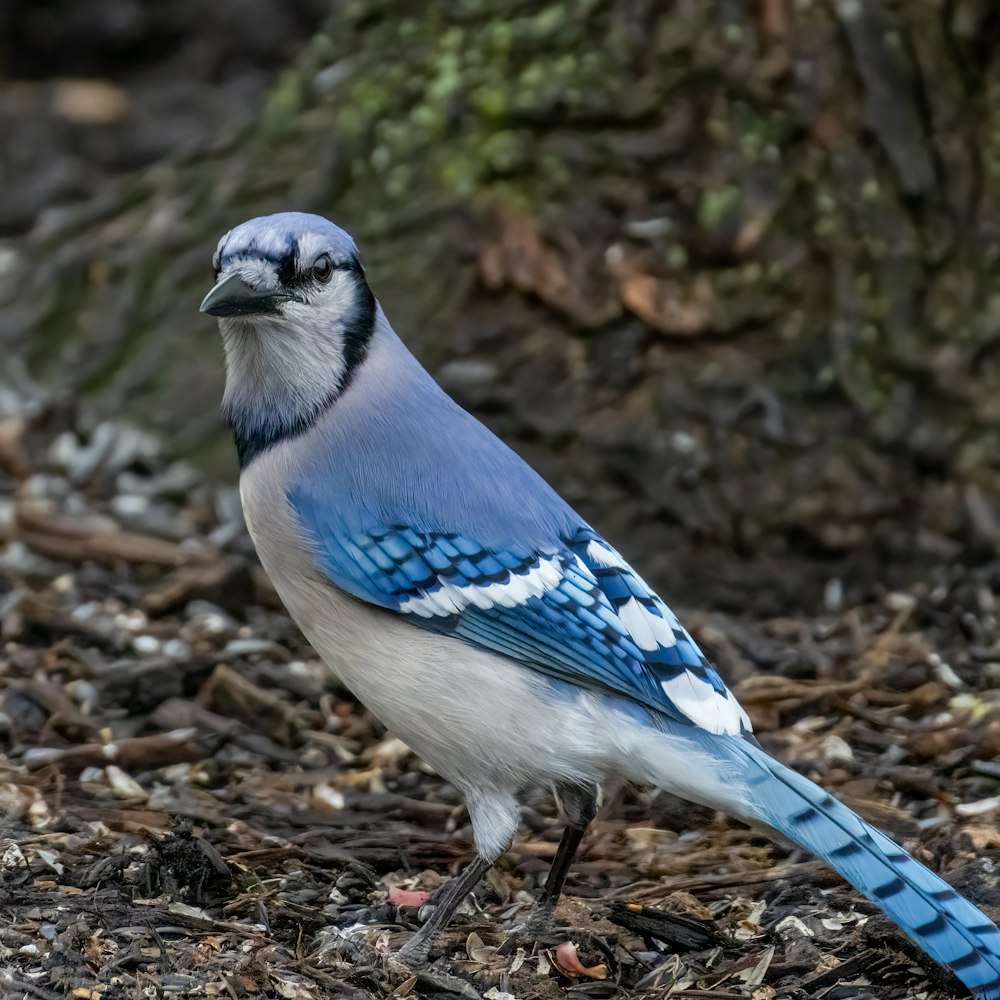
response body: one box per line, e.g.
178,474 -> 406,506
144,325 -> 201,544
201,212 -> 1000,996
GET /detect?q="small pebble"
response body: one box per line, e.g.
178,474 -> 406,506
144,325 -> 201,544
111,494 -> 151,517
163,638 -> 191,659
70,601 -> 101,621
885,591 -> 916,612
114,609 -> 149,631
223,638 -> 280,657
312,784 -> 346,811
671,431 -> 698,455
823,577 -> 843,613
133,635 -> 161,655
186,600 -> 236,634
65,679 -> 99,713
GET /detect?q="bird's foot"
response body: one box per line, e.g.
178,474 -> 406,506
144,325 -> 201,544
396,933 -> 432,968
392,887 -> 452,967
507,899 -> 557,948
525,898 -> 557,938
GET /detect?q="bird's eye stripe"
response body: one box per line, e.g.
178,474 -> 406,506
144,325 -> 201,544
211,250 -> 356,285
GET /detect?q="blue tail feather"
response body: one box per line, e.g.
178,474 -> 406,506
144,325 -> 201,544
731,742 -> 1000,999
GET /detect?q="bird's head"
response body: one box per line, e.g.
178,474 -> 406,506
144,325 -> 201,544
201,213 -> 378,464
201,212 -> 368,318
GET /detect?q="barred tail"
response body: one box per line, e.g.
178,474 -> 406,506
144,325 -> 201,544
728,744 -> 1000,998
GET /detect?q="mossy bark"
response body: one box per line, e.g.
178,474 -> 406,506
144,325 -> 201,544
3,0 -> 1000,611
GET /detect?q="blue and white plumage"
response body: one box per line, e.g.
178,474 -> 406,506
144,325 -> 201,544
202,212 -> 1000,996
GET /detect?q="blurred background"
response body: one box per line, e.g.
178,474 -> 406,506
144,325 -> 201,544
3,0 -> 1000,615
4,4 -> 1000,997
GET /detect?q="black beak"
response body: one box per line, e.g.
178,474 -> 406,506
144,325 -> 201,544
199,272 -> 301,317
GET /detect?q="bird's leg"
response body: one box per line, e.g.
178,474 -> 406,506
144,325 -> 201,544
525,784 -> 598,938
397,854 -> 493,965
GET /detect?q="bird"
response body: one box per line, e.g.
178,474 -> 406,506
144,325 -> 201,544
200,211 -> 1000,997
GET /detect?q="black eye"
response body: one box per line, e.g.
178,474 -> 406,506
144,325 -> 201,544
212,250 -> 221,278
312,253 -> 334,282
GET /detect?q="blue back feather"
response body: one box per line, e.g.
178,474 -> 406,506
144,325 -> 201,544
289,324 -> 579,546
289,330 -> 743,732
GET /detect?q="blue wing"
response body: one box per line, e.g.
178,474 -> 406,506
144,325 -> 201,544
291,491 -> 749,735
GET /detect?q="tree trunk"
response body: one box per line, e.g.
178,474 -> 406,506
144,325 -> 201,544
3,0 -> 1000,613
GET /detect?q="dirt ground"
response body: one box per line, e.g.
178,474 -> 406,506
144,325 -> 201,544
2,377 -> 1000,1000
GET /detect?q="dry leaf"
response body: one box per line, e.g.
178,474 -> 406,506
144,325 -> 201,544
478,216 -> 621,327
466,931 -> 497,963
387,885 -> 430,908
616,271 -> 715,336
552,941 -> 608,980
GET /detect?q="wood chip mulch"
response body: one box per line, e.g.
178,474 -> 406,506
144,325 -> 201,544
1,384 -> 999,1000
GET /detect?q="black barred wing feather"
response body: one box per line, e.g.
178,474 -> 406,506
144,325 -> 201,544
297,510 -> 750,735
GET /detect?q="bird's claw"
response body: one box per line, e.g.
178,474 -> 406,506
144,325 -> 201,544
506,899 -> 557,948
396,935 -> 432,967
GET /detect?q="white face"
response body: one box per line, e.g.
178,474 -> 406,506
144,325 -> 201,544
202,219 -> 377,452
